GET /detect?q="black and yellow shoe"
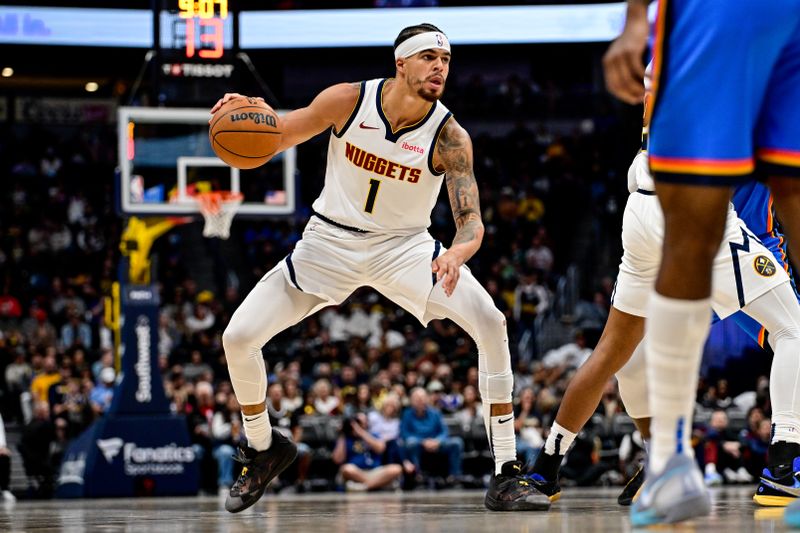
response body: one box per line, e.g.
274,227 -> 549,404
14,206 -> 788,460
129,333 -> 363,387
484,461 -> 552,511
754,480 -> 798,507
754,460 -> 800,507
225,429 -> 298,513
755,444 -> 800,507
617,464 -> 645,506
525,471 -> 562,503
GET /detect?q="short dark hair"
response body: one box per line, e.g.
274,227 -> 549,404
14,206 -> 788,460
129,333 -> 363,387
393,23 -> 445,49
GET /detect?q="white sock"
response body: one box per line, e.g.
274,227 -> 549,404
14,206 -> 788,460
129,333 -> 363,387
645,292 -> 711,473
242,409 -> 272,451
544,422 -> 576,456
490,414 -> 518,474
772,417 -> 800,445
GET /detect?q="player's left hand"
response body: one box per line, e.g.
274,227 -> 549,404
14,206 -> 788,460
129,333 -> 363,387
432,250 -> 465,297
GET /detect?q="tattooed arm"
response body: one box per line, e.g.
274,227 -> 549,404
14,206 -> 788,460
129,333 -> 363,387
431,118 -> 485,296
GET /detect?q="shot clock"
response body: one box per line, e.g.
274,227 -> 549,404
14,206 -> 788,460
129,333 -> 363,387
158,0 -> 235,77
176,0 -> 228,59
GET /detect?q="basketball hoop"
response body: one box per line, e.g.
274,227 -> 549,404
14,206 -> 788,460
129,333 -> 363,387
194,191 -> 243,239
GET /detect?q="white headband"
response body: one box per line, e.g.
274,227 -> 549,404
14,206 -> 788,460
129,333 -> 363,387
394,31 -> 451,60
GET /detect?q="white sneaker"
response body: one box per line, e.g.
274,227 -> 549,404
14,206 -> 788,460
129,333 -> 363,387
735,467 -> 753,483
631,454 -> 711,526
345,481 -> 367,492
705,463 -> 723,486
1,490 -> 15,502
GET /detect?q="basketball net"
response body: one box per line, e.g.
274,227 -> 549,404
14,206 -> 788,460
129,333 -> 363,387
195,191 -> 243,239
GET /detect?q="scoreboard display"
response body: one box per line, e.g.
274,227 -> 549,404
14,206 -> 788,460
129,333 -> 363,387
158,0 -> 236,82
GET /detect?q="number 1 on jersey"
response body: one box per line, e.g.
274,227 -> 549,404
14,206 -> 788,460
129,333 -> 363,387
364,178 -> 381,214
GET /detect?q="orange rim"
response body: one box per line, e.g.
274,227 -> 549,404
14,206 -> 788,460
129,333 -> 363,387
194,191 -> 243,215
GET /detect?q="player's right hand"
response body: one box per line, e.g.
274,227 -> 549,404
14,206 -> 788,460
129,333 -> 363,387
209,93 -> 267,118
602,3 -> 648,105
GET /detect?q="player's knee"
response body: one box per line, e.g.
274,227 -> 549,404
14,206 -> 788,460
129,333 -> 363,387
616,376 -> 650,419
479,369 -> 513,404
483,305 -> 507,331
221,321 -> 257,357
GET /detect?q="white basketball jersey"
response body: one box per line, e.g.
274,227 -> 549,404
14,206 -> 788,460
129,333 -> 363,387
312,78 -> 453,235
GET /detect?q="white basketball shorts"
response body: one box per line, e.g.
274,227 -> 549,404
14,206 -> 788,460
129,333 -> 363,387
278,217 -> 446,324
611,191 -> 789,319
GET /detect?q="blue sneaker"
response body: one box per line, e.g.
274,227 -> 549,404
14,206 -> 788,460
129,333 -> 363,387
630,454 -> 711,526
785,498 -> 800,528
754,456 -> 800,507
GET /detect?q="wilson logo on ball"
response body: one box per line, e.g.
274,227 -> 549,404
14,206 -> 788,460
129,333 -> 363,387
230,112 -> 277,126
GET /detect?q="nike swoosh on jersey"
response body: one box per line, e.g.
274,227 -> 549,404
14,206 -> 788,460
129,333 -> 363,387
359,121 -> 380,130
498,417 -> 512,424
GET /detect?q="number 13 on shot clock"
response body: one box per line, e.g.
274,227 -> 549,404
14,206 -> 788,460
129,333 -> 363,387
178,0 -> 229,59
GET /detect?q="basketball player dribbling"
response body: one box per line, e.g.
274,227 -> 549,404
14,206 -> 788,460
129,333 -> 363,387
209,23 -> 550,513
604,0 -> 800,526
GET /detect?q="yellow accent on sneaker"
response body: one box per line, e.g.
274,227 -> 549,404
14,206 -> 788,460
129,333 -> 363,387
549,491 -> 561,503
753,493 -> 795,507
241,467 -> 248,476
632,484 -> 643,503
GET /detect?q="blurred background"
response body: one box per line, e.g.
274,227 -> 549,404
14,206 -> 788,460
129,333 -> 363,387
0,0 -> 776,499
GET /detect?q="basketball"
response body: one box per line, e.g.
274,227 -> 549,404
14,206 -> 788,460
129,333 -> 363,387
209,97 -> 282,169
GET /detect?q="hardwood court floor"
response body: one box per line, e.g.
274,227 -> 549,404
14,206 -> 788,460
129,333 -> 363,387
0,486 -> 789,532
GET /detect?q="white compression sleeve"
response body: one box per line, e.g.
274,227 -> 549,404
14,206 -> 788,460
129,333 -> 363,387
425,268 -> 516,473
741,282 -> 800,445
223,266 -> 325,406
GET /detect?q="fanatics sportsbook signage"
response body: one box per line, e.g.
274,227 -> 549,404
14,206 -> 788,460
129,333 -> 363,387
56,284 -> 198,498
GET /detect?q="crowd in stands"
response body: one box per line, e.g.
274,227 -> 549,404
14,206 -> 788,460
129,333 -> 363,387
0,89 -> 774,497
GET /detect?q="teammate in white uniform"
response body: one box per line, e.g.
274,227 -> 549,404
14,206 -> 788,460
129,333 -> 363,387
209,23 -> 549,513
527,66 -> 800,514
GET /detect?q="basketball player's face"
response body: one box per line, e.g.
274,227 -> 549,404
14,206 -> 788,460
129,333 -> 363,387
404,49 -> 450,102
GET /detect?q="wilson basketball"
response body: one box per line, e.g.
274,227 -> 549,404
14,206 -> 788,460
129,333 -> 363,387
209,97 -> 282,169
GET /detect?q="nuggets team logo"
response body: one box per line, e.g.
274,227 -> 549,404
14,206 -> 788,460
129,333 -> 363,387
754,255 -> 776,277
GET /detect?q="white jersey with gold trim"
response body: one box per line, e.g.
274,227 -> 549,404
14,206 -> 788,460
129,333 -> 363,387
312,78 -> 453,235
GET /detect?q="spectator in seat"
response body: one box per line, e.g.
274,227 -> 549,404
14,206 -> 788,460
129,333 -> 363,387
89,367 -> 116,416
19,402 -> 56,497
368,393 -> 414,475
333,412 -> 403,492
400,387 -> 463,482
513,387 -> 541,465
184,350 -> 213,383
703,409 -> 753,485
312,379 -> 340,415
30,355 -> 61,406
281,378 -> 303,413
741,415 -> 771,479
212,392 -> 242,492
59,307 -> 92,351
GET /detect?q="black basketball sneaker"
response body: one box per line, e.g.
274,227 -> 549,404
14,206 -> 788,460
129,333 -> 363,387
525,471 -> 562,503
225,428 -> 298,513
618,464 -> 645,506
754,443 -> 800,507
485,461 -> 552,511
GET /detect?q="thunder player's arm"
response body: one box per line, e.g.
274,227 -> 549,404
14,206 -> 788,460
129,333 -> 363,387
431,118 -> 485,296
209,83 -> 361,153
